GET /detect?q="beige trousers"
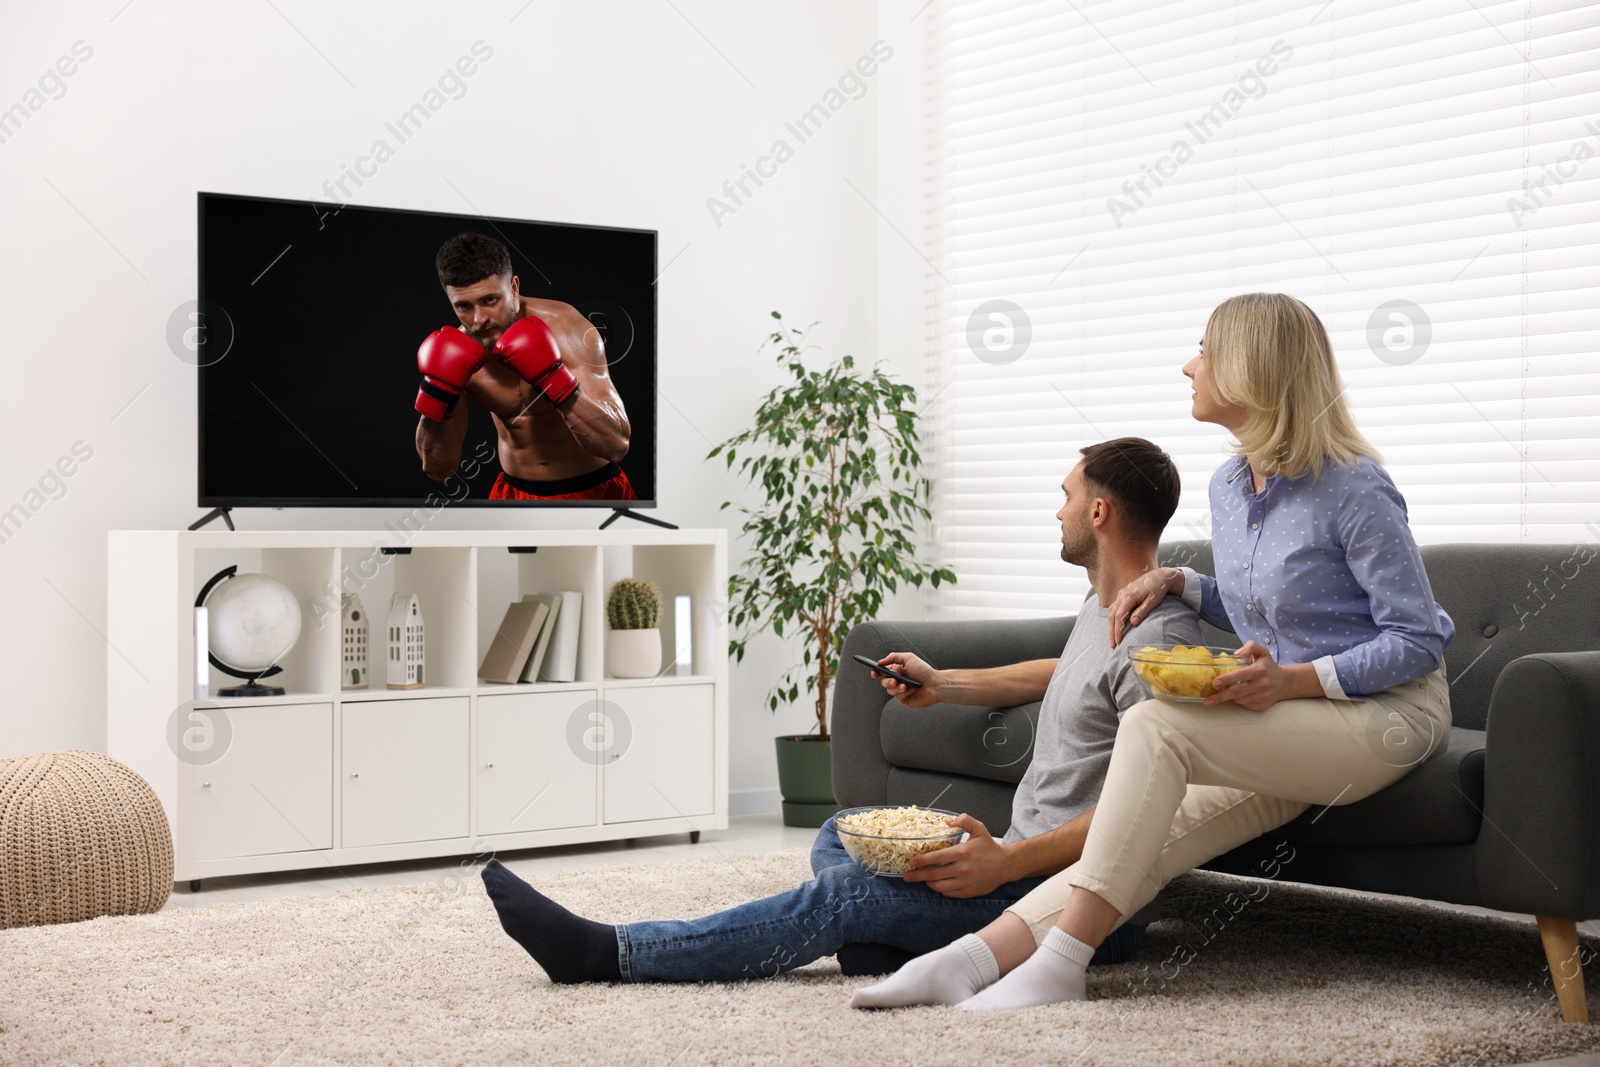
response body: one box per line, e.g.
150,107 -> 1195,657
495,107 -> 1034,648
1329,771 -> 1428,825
1007,660 -> 1451,944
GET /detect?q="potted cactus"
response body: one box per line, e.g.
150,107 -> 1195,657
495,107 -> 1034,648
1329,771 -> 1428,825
606,577 -> 663,679
709,312 -> 955,826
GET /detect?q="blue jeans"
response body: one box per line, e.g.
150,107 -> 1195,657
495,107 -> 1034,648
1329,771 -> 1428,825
616,817 -> 1146,982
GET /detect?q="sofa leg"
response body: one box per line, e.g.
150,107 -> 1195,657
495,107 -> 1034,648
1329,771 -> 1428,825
1536,915 -> 1590,1024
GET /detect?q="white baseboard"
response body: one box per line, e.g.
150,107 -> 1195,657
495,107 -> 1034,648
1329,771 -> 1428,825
728,788 -> 781,817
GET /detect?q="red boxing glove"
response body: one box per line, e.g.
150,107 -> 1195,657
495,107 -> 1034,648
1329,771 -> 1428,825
491,317 -> 579,406
415,327 -> 486,422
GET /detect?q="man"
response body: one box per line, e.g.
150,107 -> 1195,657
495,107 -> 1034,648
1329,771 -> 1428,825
480,436 -> 1204,984
413,232 -> 636,501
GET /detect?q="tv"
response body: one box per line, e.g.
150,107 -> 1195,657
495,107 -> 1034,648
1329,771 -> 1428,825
196,191 -> 657,514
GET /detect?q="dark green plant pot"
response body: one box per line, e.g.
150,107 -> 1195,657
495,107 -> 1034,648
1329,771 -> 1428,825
774,735 -> 840,828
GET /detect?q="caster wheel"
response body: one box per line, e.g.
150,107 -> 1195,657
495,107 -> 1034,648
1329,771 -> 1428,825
690,831 -> 701,844
189,879 -> 202,892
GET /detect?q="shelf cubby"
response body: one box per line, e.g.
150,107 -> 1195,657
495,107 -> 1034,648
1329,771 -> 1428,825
606,542 -> 722,680
191,545 -> 339,700
474,544 -> 601,687
331,545 -> 476,696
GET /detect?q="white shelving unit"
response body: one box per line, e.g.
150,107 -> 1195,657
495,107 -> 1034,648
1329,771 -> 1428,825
107,528 -> 728,887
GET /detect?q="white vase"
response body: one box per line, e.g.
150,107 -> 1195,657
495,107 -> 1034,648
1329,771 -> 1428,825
607,628 -> 662,678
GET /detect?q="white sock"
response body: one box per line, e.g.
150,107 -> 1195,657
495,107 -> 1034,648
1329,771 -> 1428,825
848,934 -> 999,1009
956,927 -> 1092,1012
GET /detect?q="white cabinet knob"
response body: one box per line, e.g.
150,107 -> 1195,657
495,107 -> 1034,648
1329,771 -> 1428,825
350,772 -> 360,778
201,781 -> 211,788
484,763 -> 494,769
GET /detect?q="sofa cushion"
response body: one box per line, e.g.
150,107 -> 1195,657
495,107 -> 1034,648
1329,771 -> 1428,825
1159,537 -> 1600,733
1275,727 -> 1485,845
880,700 -> 1040,787
1417,543 -> 1600,732
883,767 -> 1020,836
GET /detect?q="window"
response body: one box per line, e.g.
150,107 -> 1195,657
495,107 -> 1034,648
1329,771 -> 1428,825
921,0 -> 1600,617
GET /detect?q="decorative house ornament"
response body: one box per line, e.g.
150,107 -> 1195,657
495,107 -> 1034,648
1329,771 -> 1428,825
386,592 -> 425,689
341,593 -> 369,690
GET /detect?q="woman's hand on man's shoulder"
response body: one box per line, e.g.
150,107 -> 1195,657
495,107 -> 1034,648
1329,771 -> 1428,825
1108,567 -> 1184,649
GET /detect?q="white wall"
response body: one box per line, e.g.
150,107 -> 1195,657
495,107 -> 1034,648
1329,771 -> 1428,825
0,1 -> 934,801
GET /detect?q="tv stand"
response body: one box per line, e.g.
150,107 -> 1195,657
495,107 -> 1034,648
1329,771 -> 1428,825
188,506 -> 235,532
107,527 -> 728,885
599,507 -> 677,531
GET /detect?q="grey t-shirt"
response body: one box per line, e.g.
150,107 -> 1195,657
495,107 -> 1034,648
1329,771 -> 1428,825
1001,590 -> 1204,923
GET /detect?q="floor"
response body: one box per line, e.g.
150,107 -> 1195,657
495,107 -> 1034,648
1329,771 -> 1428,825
162,813 -> 820,909
163,813 -> 1600,1066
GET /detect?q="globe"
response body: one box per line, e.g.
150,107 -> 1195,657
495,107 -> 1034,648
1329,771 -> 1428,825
207,572 -> 304,675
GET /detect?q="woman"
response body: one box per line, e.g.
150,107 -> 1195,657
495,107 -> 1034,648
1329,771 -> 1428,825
850,292 -> 1455,1011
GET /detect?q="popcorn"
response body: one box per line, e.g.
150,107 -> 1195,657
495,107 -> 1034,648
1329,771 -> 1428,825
835,806 -> 964,876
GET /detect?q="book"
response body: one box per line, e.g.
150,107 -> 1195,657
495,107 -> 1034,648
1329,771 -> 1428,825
517,593 -> 564,683
537,591 -> 583,682
478,600 -> 549,684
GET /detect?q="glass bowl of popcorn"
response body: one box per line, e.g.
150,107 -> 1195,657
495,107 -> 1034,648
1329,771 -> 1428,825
1128,644 -> 1251,702
833,805 -> 967,877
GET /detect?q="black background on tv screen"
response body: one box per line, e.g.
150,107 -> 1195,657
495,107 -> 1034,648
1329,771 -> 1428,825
198,193 -> 657,506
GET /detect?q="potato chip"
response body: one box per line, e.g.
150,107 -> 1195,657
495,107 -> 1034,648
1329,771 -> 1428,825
1130,643 -> 1247,700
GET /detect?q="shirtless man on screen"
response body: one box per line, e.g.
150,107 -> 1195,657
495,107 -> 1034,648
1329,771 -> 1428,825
413,231 -> 635,501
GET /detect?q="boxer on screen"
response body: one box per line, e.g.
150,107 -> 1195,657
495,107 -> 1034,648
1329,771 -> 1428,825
413,232 -> 635,501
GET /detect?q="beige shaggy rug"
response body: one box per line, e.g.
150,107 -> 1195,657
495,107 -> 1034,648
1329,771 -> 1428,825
2,847 -> 1599,1066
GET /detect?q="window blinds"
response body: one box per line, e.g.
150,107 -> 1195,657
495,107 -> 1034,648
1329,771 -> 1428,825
920,0 -> 1600,619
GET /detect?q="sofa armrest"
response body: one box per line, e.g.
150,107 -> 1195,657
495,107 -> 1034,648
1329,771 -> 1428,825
833,616 -> 1075,808
1476,651 -> 1600,919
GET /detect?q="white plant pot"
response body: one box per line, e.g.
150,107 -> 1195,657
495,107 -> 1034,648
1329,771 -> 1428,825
607,628 -> 662,679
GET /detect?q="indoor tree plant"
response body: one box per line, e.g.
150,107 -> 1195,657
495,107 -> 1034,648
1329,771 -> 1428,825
709,312 -> 955,827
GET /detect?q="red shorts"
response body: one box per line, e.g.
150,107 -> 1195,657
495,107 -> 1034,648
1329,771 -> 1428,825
488,462 -> 638,501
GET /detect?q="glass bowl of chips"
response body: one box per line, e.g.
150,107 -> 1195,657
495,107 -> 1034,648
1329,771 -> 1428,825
1128,644 -> 1250,702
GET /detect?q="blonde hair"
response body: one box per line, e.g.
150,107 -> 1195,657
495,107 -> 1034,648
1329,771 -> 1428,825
1201,292 -> 1382,482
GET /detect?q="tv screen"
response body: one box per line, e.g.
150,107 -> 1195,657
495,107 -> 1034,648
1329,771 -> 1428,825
197,191 -> 656,509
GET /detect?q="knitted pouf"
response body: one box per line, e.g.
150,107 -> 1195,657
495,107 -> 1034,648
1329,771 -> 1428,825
0,750 -> 173,928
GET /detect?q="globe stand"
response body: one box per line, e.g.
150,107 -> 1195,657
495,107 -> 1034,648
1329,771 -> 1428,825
209,648 -> 288,697
217,682 -> 285,697
214,665 -> 286,698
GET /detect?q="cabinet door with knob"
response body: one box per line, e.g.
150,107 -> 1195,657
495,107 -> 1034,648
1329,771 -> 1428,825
341,697 -> 469,848
191,702 -> 333,861
477,691 -> 598,835
603,684 -> 714,824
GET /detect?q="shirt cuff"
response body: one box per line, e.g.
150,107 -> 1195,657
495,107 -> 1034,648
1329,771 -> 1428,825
1313,655 -> 1363,702
1175,567 -> 1204,613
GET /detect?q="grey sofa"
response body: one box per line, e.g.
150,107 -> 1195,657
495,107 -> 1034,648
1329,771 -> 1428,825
835,539 -> 1600,1023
